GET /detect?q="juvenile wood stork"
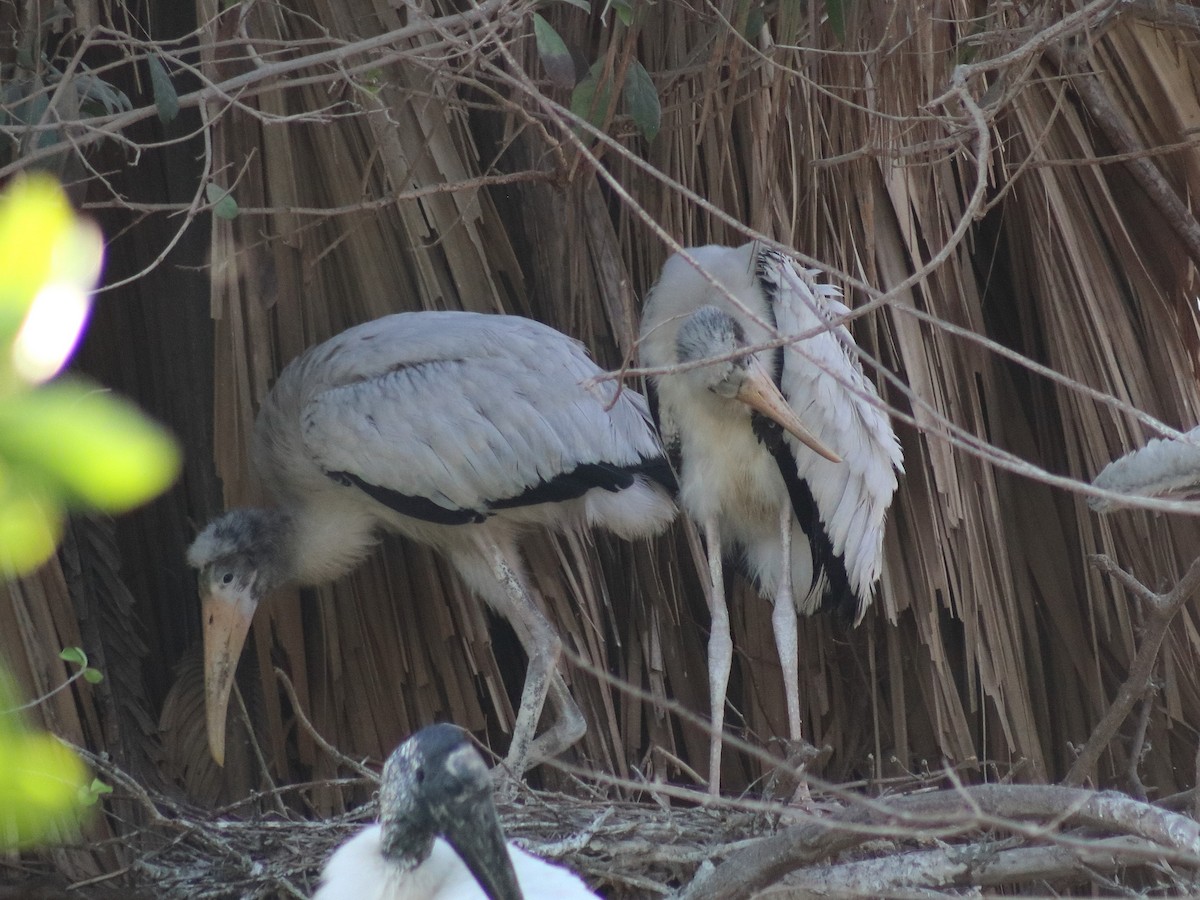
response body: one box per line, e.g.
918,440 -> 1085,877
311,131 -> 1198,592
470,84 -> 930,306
187,311 -> 676,778
314,723 -> 599,899
639,242 -> 902,795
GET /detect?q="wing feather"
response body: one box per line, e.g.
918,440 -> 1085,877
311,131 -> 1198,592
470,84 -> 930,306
255,312 -> 664,519
762,250 -> 903,601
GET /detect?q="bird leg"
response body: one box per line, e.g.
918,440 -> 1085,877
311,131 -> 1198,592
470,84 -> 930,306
773,505 -> 813,807
481,541 -> 584,791
704,516 -> 732,797
773,505 -> 803,745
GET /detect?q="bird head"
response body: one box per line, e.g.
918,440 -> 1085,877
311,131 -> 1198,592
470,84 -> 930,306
675,306 -> 841,463
186,508 -> 290,767
379,724 -> 523,900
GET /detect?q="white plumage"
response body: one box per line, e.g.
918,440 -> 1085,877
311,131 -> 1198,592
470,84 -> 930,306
639,242 -> 902,795
188,311 -> 676,776
1091,425 -> 1200,511
315,724 -> 598,900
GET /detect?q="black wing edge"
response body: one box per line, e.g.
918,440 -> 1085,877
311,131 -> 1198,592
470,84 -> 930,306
328,456 -> 678,526
326,470 -> 487,525
490,456 -> 677,510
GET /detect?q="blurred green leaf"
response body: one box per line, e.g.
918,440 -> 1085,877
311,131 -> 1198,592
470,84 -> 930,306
205,183 -> 239,220
610,0 -> 633,26
78,778 -> 112,806
82,668 -> 103,685
0,672 -> 90,848
533,14 -> 576,90
70,69 -> 132,118
0,379 -> 181,513
622,59 -> 660,142
570,61 -> 615,135
147,54 -> 179,124
826,0 -> 846,42
0,176 -> 103,386
740,1 -> 765,41
0,470 -> 60,574
0,176 -> 75,344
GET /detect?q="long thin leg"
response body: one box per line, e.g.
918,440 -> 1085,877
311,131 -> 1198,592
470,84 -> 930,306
773,508 -> 813,807
704,516 -> 731,797
481,541 -> 584,783
773,505 -> 803,744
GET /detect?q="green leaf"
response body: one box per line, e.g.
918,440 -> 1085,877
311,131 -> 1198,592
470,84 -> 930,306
71,70 -> 132,116
77,778 -> 112,807
0,379 -> 181,512
358,68 -> 385,96
0,176 -> 76,341
0,472 -> 60,575
610,0 -> 633,26
0,671 -> 91,849
570,61 -> 615,135
0,731 -> 90,844
146,54 -> 179,124
0,176 -> 104,386
825,0 -> 846,42
533,14 -> 576,90
556,0 -> 590,10
82,668 -> 103,685
622,59 -> 660,142
58,647 -> 86,667
205,183 -> 239,220
740,1 -> 765,41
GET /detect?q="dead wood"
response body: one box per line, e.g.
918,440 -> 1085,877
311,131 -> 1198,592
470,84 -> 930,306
1065,555 -> 1200,787
682,784 -> 1200,899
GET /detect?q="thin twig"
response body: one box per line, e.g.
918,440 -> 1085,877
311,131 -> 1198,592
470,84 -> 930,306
273,666 -> 378,780
1065,555 -> 1200,786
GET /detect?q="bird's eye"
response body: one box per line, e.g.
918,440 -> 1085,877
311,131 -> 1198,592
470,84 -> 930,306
414,766 -> 426,783
221,571 -> 235,585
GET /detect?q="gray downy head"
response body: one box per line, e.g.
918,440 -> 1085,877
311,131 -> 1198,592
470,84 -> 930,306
187,507 -> 294,599
675,305 -> 755,399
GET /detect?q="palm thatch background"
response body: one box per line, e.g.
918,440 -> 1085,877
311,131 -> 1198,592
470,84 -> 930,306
5,0 -> 1200,890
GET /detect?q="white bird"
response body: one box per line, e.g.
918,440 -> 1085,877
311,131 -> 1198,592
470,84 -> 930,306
187,310 -> 676,778
1090,425 -> 1200,511
314,723 -> 599,900
639,242 -> 902,795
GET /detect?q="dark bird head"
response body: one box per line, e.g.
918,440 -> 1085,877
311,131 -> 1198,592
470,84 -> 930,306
186,507 -> 292,768
379,724 -> 523,900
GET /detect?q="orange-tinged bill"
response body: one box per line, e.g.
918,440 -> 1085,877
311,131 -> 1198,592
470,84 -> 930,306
202,587 -> 256,767
735,359 -> 842,463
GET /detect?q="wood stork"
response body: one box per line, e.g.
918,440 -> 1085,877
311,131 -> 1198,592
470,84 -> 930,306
314,723 -> 599,900
638,242 -> 902,795
1090,425 -> 1200,510
187,310 -> 676,779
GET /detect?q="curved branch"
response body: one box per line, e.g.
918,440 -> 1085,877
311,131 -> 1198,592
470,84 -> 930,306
682,784 -> 1200,899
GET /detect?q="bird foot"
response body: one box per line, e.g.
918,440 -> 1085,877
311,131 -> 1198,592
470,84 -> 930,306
762,737 -> 831,809
490,764 -> 526,805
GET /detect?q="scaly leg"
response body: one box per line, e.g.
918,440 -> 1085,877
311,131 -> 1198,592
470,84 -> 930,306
481,540 -> 584,790
773,507 -> 813,807
773,505 -> 802,744
704,516 -> 732,797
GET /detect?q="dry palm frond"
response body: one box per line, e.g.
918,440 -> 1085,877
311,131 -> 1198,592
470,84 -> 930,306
8,0 -> 1200,865
155,0 -> 1200,799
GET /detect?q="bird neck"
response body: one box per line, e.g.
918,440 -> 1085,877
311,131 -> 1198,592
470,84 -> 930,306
379,817 -> 434,873
285,501 -> 380,586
